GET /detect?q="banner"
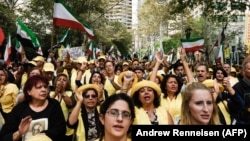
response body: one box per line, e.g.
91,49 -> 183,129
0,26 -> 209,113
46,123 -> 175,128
61,46 -> 84,60
244,12 -> 250,53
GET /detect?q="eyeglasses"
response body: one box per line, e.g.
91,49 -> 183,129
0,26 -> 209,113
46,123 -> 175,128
106,109 -> 131,120
83,94 -> 97,99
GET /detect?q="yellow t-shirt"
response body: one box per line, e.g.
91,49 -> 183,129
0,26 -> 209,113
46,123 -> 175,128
0,83 -> 19,113
21,73 -> 28,88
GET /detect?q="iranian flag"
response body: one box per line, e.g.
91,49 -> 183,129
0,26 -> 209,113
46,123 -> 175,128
0,27 -> 4,46
58,28 -> 70,44
15,40 -> 23,54
108,45 -> 115,53
53,0 -> 94,39
37,47 -> 43,56
4,34 -> 11,67
65,42 -> 71,49
16,17 -> 41,48
86,41 -> 93,56
86,41 -> 98,59
217,45 -> 224,64
181,38 -> 204,52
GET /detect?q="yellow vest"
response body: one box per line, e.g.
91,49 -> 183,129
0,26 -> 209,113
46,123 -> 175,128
81,69 -> 92,85
74,108 -> 100,141
229,76 -> 238,87
50,91 -> 74,136
74,113 -> 86,141
133,106 -> 169,125
70,69 -> 77,91
160,93 -> 182,124
104,75 -> 119,96
217,100 -> 231,125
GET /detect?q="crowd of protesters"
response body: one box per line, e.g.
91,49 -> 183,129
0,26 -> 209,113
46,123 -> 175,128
0,47 -> 249,141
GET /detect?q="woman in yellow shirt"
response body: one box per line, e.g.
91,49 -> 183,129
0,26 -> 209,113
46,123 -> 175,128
160,74 -> 183,124
50,72 -> 76,141
0,68 -> 19,121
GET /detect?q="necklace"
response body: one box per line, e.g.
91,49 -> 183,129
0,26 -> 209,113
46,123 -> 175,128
146,110 -> 158,125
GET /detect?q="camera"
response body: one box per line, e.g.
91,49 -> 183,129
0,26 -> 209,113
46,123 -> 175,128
177,73 -> 184,79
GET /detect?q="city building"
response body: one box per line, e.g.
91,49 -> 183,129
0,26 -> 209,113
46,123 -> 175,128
105,0 -> 133,29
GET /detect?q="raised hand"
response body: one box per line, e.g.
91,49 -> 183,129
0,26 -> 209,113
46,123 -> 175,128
222,77 -> 231,90
123,71 -> 134,83
180,48 -> 187,62
75,92 -> 83,102
18,116 -> 32,135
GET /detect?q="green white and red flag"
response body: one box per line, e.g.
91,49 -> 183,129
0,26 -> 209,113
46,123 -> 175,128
181,38 -> 204,52
4,34 -> 11,66
53,0 -> 94,39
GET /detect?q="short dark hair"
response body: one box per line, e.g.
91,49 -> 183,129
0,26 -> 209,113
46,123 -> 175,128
104,60 -> 114,67
133,66 -> 145,73
99,93 -> 135,140
23,75 -> 49,102
173,60 -> 184,71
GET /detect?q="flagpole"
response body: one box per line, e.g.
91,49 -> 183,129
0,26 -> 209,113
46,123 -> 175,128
51,26 -> 55,49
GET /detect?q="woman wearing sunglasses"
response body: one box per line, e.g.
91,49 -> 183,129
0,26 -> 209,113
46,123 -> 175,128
67,84 -> 101,141
97,93 -> 135,141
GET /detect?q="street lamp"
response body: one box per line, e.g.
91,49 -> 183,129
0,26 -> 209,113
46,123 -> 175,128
185,27 -> 192,39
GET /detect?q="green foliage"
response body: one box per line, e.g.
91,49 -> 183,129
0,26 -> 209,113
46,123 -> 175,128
162,38 -> 180,54
109,22 -> 132,56
0,2 -> 17,34
0,0 -> 132,60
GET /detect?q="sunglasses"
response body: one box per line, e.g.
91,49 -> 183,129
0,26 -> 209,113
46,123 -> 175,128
83,94 -> 97,99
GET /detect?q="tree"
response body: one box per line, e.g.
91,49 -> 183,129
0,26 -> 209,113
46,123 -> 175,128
0,0 -> 133,60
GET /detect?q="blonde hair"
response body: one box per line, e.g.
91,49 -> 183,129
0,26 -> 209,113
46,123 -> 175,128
179,82 -> 220,125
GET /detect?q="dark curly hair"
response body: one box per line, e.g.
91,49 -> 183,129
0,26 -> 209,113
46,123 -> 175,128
213,68 -> 228,79
160,74 -> 183,98
132,89 -> 160,108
